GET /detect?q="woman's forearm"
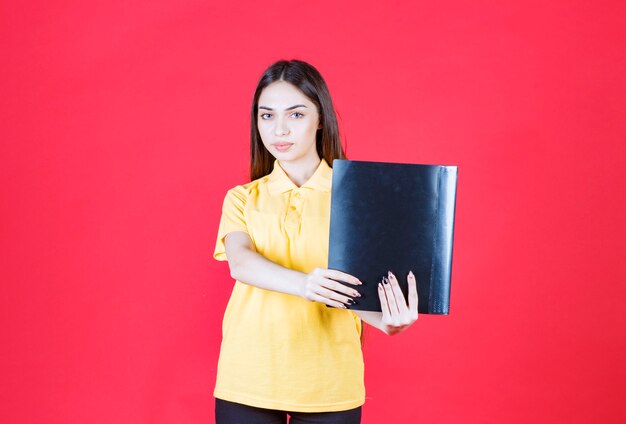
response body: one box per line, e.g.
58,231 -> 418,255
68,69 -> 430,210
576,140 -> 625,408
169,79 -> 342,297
228,245 -> 307,298
224,232 -> 367,309
353,311 -> 386,333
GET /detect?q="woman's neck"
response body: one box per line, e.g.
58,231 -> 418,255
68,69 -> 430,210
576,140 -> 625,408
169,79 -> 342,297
278,156 -> 321,187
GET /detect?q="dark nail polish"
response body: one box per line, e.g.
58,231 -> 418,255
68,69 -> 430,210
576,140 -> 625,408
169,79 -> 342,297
346,299 -> 354,305
383,277 -> 389,285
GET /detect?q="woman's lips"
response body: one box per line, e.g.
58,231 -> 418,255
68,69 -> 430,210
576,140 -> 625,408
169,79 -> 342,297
273,143 -> 294,152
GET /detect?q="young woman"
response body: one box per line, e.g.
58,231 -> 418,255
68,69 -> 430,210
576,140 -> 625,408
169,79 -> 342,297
213,59 -> 419,424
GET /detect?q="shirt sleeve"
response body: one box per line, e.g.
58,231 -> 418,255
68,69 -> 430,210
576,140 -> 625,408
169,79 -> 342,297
213,185 -> 249,261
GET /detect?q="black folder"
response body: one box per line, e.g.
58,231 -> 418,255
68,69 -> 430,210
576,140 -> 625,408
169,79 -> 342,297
328,159 -> 458,314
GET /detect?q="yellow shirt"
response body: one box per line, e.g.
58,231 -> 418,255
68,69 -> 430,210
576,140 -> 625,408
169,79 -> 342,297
213,158 -> 365,412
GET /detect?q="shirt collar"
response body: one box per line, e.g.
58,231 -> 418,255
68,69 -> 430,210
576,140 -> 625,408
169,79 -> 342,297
267,158 -> 332,195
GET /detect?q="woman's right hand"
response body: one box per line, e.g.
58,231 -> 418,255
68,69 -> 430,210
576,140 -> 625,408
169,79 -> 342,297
300,268 -> 362,308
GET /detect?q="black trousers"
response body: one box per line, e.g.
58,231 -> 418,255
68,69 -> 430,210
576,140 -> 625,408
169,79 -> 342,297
215,398 -> 362,424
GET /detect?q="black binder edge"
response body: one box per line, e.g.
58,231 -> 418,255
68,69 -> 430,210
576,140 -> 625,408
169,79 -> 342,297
428,166 -> 458,314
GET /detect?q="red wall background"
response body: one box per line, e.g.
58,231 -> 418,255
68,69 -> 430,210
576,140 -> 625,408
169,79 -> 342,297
2,1 -> 625,423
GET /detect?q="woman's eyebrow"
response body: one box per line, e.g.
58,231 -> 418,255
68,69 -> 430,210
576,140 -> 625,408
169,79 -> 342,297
258,104 -> 308,111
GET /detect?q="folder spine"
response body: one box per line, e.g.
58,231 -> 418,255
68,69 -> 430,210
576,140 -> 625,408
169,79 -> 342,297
429,166 -> 457,314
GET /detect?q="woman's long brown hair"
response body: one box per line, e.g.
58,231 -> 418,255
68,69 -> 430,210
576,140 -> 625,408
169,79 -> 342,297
249,61 -> 364,345
249,60 -> 347,181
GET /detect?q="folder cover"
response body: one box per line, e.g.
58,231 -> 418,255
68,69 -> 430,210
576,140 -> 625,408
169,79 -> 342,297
328,159 -> 458,314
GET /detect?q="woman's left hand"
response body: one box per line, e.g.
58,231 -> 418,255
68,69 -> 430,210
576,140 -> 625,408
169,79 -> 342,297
378,271 -> 419,335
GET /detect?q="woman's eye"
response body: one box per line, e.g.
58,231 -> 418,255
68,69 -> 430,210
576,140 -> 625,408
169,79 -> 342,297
291,112 -> 304,118
260,113 -> 272,120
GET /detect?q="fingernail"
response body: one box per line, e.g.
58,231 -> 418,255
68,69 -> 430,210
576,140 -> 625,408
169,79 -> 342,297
383,277 -> 389,285
353,292 -> 361,297
378,283 -> 383,290
409,271 -> 414,278
346,298 -> 354,304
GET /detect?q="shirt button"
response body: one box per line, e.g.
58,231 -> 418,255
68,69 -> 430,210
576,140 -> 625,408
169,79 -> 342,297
294,191 -> 301,198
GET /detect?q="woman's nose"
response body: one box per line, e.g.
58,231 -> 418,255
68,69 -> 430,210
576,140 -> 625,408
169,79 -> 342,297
274,118 -> 290,136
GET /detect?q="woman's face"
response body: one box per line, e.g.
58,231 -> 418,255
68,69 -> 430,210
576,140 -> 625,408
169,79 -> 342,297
257,81 -> 321,164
